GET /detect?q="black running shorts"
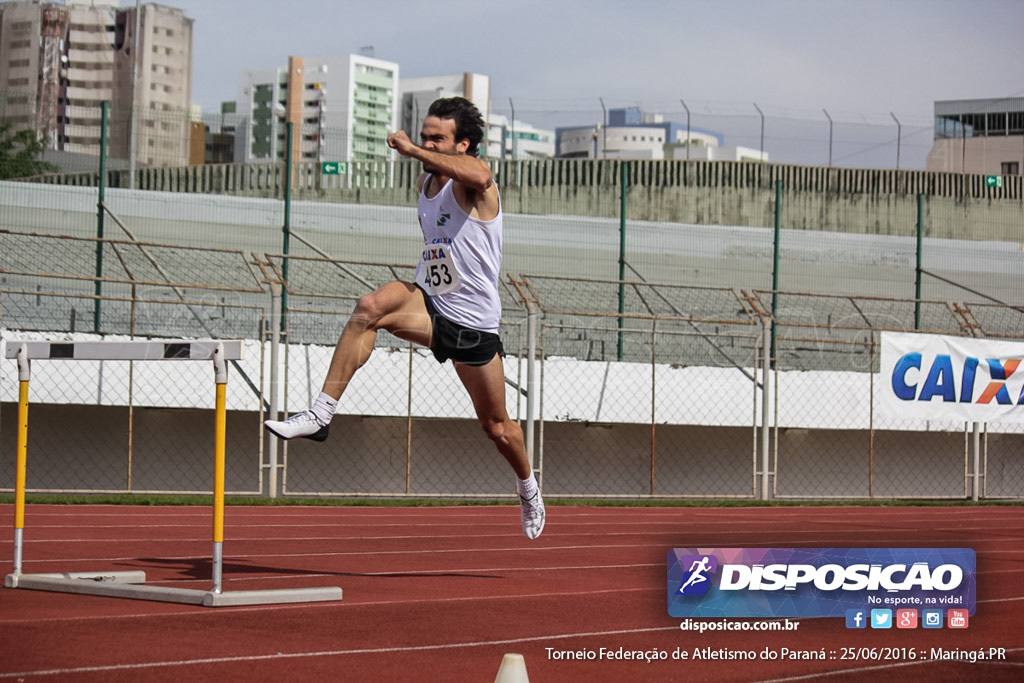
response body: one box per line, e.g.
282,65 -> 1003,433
416,285 -> 504,366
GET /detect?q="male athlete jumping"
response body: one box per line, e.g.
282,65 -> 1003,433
264,97 -> 545,539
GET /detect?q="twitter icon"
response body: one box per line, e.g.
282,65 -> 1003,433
870,609 -> 893,629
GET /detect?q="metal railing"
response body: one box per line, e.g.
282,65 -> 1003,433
2,233 -> 1021,501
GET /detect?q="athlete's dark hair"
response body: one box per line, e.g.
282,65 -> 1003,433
427,97 -> 485,157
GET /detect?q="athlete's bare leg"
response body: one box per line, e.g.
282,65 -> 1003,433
453,355 -> 531,478
321,281 -> 432,400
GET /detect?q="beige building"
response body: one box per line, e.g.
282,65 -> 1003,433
0,0 -> 67,140
0,0 -> 193,168
926,98 -> 1024,176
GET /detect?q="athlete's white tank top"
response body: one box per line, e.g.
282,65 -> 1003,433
415,175 -> 503,333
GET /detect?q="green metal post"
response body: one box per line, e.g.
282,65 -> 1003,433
281,121 -> 293,332
771,180 -> 781,364
94,101 -> 109,333
618,162 -> 628,361
915,193 -> 923,330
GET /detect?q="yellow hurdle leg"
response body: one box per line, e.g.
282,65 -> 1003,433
212,381 -> 226,592
213,382 -> 226,543
15,380 -> 28,528
13,379 -> 29,574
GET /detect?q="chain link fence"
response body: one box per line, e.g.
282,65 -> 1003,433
0,89 -> 980,174
3,232 -> 1021,501
516,275 -> 763,498
1,151 -> 1022,501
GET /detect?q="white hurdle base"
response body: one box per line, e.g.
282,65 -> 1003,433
5,572 -> 343,607
202,587 -> 343,607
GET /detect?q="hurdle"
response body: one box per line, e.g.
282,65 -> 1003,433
3,339 -> 343,607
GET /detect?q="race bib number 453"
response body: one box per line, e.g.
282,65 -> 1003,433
417,242 -> 462,296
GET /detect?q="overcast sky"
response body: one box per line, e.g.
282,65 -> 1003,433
149,0 -> 1024,167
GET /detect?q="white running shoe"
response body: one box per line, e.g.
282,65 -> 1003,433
520,492 -> 545,540
264,410 -> 330,442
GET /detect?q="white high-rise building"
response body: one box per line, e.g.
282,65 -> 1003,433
399,72 -> 490,150
236,53 -> 399,165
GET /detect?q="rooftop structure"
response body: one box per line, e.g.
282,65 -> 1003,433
926,97 -> 1024,175
556,107 -> 723,159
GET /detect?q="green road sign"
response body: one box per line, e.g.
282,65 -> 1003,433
321,162 -> 348,175
985,175 -> 1003,188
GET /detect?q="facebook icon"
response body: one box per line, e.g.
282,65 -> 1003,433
846,609 -> 867,629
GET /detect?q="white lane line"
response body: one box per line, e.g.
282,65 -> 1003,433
13,540 -> 1024,566
0,624 -> 680,679
0,585 -> 657,625
6,531 -> 1024,545
754,647 -> 1024,682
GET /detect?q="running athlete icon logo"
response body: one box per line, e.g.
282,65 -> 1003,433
677,554 -> 718,595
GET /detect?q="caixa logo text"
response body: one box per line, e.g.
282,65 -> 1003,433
718,562 -> 964,592
891,353 -> 1023,405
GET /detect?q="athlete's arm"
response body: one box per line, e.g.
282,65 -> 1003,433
388,130 -> 492,192
452,174 -> 499,222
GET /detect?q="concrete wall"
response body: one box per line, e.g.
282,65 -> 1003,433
3,179 -> 1022,309
927,136 -> 1024,175
31,159 -> 1023,243
3,404 -> 1020,499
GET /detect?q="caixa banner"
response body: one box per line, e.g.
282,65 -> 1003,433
667,548 -> 975,618
880,332 -> 1024,423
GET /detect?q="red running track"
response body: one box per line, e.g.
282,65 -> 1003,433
0,504 -> 1022,682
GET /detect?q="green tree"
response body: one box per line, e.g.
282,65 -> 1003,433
0,121 -> 60,179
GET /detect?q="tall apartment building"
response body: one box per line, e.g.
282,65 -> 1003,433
0,0 -> 193,167
236,53 -> 399,165
0,0 -> 71,142
399,72 -> 490,150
